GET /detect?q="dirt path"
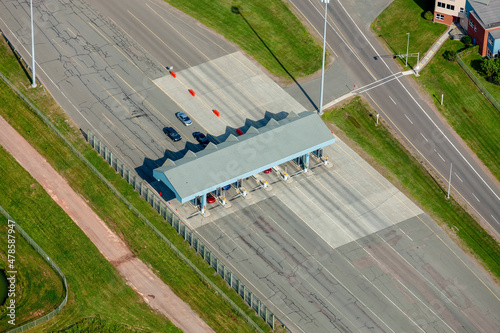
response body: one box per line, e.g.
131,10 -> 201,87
0,115 -> 214,333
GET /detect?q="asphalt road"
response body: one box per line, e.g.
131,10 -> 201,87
284,0 -> 500,236
1,0 -> 500,332
0,0 -> 235,181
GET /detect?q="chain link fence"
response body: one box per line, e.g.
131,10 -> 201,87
0,205 -> 68,333
87,131 -> 276,330
457,48 -> 500,112
0,27 -> 278,331
0,65 -> 275,333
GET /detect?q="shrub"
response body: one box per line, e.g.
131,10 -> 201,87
461,35 -> 472,46
424,11 -> 434,21
443,50 -> 457,62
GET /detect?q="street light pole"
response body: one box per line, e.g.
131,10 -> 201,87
30,0 -> 36,88
447,163 -> 453,199
318,0 -> 329,116
405,32 -> 409,67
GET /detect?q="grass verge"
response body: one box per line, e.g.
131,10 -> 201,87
415,40 -> 500,182
0,216 -> 64,331
0,146 -> 180,332
460,51 -> 500,106
0,37 -> 276,332
164,0 -> 323,82
373,0 -> 499,199
371,0 -> 447,68
322,97 -> 500,280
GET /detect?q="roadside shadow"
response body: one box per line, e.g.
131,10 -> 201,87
2,33 -> 34,84
231,6 -> 318,111
139,110 -> 293,198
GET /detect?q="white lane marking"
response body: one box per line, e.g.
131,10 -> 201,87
420,132 -> 428,142
472,193 -> 481,202
389,96 -> 396,104
357,75 -> 403,94
492,215 -> 499,225
306,0 -> 376,80
404,114 -> 413,124
454,172 -> 463,183
434,149 -> 445,163
396,78 -> 500,203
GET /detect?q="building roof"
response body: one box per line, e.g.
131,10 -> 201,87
491,28 -> 500,39
470,0 -> 500,27
153,111 -> 335,203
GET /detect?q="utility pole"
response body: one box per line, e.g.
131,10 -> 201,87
447,163 -> 453,199
318,0 -> 329,116
406,32 -> 410,67
30,0 -> 37,88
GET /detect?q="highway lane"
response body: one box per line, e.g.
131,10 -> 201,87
0,0 -> 235,179
286,0 -> 500,237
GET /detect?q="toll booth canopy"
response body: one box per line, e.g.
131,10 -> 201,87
153,111 -> 335,204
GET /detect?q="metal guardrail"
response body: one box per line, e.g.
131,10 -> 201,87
0,26 -> 277,332
87,131 -> 276,331
0,206 -> 68,333
456,48 -> 500,112
0,67 -> 273,333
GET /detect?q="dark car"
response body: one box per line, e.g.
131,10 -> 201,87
193,132 -> 210,147
163,127 -> 181,142
175,112 -> 192,126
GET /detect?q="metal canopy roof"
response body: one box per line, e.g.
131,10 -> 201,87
153,111 -> 335,203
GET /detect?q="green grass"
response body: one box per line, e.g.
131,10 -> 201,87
0,216 -> 64,331
0,38 -> 276,332
372,0 -> 447,68
322,97 -> 500,280
415,40 -> 500,182
461,51 -> 500,105
0,146 -> 180,332
164,0 -> 323,82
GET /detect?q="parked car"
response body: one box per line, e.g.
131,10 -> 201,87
193,132 -> 210,147
263,168 -> 272,174
175,112 -> 192,126
163,127 -> 181,142
222,184 -> 231,191
206,193 -> 216,204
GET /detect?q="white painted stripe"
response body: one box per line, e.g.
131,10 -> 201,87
492,215 -> 499,225
434,149 -> 445,163
389,96 -> 396,104
420,132 -> 428,142
472,193 -> 480,202
454,172 -> 463,183
404,114 -> 413,124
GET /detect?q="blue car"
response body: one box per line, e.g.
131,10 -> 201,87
175,112 -> 192,126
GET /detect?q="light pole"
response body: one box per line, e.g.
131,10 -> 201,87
30,0 -> 36,88
447,163 -> 453,199
318,0 -> 329,116
405,32 -> 410,67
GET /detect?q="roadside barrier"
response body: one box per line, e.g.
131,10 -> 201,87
0,28 -> 279,331
0,205 -> 68,333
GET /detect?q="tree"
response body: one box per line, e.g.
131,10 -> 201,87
461,35 -> 472,46
481,58 -> 500,82
443,50 -> 457,62
424,11 -> 433,21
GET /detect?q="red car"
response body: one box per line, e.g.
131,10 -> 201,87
263,168 -> 272,174
206,193 -> 216,204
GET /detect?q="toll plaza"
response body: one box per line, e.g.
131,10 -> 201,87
153,111 -> 335,213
